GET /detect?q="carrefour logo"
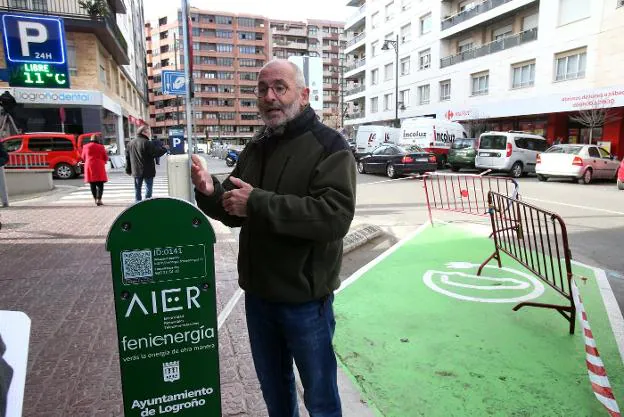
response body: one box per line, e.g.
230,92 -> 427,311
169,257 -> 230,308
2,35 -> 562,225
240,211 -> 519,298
17,90 -> 95,103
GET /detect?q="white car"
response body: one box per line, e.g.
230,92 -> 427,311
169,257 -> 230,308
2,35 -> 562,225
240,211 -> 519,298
536,144 -> 621,184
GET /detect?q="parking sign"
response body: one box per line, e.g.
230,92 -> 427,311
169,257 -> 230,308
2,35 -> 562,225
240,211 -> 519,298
162,70 -> 186,95
1,13 -> 70,88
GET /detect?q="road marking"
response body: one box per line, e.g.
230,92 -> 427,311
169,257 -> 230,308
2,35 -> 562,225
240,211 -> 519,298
358,176 -> 421,186
218,288 -> 243,331
522,197 -> 624,216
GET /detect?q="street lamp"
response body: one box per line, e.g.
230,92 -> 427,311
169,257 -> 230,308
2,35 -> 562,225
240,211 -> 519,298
381,34 -> 400,128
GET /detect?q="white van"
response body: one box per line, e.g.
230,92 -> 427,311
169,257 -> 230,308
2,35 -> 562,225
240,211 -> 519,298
399,118 -> 467,166
475,131 -> 549,178
355,125 -> 401,158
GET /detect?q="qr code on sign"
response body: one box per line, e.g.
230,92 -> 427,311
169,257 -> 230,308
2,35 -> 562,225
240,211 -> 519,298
122,250 -> 153,282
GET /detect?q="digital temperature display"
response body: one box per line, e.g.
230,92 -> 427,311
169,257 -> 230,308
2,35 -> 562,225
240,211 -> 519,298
9,62 -> 70,88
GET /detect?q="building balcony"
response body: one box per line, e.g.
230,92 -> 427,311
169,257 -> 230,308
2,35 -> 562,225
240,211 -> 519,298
440,28 -> 537,68
345,3 -> 366,31
442,0 -> 515,31
272,26 -> 307,37
345,58 -> 366,73
347,110 -> 365,120
345,85 -> 365,96
0,0 -> 129,65
273,40 -> 308,49
346,32 -> 366,48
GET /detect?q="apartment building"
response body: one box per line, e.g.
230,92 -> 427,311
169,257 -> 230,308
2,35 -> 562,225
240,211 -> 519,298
145,9 -> 270,145
0,0 -> 149,154
343,0 -> 624,157
270,19 -> 346,128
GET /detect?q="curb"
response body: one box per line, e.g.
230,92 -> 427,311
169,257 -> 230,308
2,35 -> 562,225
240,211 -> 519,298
343,224 -> 383,254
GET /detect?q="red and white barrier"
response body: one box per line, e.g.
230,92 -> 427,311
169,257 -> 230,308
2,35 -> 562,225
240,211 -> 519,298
571,280 -> 621,417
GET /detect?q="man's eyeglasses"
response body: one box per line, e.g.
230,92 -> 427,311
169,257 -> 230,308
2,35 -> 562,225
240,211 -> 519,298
253,84 -> 288,98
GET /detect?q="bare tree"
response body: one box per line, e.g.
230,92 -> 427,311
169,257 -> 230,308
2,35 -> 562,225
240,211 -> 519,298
462,111 -> 490,138
569,108 -> 620,144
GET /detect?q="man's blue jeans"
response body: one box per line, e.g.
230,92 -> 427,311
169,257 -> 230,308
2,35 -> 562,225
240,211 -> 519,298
245,292 -> 342,417
134,176 -> 153,202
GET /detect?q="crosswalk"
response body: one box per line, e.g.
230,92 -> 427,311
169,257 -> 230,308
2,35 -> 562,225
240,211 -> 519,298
57,175 -> 169,205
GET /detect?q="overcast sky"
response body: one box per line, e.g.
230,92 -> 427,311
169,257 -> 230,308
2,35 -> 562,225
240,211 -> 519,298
143,0 -> 353,24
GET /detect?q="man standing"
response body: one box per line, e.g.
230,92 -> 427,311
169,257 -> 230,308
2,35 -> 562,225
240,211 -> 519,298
191,59 -> 356,417
0,140 -> 9,207
125,125 -> 167,202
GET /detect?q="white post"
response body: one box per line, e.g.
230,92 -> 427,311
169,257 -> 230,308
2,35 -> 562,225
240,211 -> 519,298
181,0 -> 194,202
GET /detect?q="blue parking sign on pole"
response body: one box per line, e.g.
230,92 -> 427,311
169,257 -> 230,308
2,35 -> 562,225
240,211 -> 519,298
169,128 -> 185,155
162,70 -> 186,95
1,13 -> 70,88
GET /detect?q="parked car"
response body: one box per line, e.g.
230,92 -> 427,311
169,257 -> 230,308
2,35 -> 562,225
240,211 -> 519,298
536,144 -> 621,184
448,138 -> 477,172
475,131 -> 549,178
356,144 -> 437,178
1,133 -> 83,179
618,159 -> 624,190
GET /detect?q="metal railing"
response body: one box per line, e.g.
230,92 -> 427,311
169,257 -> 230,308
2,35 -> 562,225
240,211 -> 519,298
423,172 -> 519,224
346,32 -> 366,48
0,0 -> 128,54
348,110 -> 365,119
345,4 -> 366,28
6,153 -> 48,169
441,0 -> 515,30
440,28 -> 538,68
346,85 -> 365,96
478,191 -> 576,334
345,58 -> 366,72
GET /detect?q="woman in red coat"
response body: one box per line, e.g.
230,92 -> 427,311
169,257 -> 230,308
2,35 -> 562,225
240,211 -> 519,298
81,135 -> 109,206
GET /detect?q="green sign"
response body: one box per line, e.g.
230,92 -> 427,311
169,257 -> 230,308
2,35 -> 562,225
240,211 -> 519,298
106,198 -> 221,416
8,62 -> 70,88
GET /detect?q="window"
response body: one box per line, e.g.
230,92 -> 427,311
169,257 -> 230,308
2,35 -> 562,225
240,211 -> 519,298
27,138 -> 53,151
99,63 -> 107,84
240,72 -> 258,81
239,46 -> 261,54
216,57 -> 234,66
383,93 -> 393,110
385,1 -> 395,21
598,147 -> 611,158
371,69 -> 379,85
66,41 -> 77,76
472,72 -> 489,95
371,12 -> 380,29
371,98 -> 379,113
239,59 -> 263,67
492,24 -> 513,41
558,0 -> 590,25
216,30 -> 232,38
588,147 -> 600,158
439,80 -> 451,101
217,71 -> 234,80
418,85 -> 430,105
215,15 -> 233,25
522,13 -> 539,31
511,61 -> 536,88
399,89 -> 410,108
238,17 -> 255,27
371,41 -> 379,57
401,0 -> 411,11
420,13 -> 432,35
458,38 -> 474,53
459,0 -> 477,12
384,63 -> 393,80
241,113 -> 258,120
217,44 -> 233,52
384,32 -> 394,42
418,49 -> 431,70
400,24 -> 411,44
400,56 -> 410,76
3,138 -> 22,152
555,48 -> 586,81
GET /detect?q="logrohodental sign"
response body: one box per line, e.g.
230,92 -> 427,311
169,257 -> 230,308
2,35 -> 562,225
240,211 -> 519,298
106,198 -> 221,416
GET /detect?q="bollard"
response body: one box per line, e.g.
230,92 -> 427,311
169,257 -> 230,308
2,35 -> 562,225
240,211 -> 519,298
106,198 -> 221,416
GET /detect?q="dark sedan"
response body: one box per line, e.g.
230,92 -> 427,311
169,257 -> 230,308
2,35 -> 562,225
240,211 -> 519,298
356,144 -> 437,178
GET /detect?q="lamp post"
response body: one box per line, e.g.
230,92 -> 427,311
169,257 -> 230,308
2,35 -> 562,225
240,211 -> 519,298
381,34 -> 400,128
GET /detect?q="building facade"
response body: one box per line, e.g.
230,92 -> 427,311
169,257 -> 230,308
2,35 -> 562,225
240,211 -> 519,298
145,9 -> 270,145
0,0 -> 149,155
270,19 -> 346,129
343,0 -> 624,158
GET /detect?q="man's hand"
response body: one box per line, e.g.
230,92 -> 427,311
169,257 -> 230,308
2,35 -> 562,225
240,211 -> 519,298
191,155 -> 214,196
223,177 -> 253,217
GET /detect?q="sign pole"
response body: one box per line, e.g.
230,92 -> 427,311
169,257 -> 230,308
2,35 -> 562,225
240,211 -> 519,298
181,0 -> 194,203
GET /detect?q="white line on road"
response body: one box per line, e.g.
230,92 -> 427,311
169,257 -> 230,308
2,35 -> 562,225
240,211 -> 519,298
218,288 -> 243,330
522,197 -> 624,216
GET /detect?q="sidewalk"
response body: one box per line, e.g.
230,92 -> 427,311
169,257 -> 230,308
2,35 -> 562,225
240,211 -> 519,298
0,168 -> 375,416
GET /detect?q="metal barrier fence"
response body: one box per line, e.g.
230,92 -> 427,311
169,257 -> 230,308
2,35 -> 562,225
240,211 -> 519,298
423,173 -> 519,224
477,191 -> 576,334
6,153 -> 48,169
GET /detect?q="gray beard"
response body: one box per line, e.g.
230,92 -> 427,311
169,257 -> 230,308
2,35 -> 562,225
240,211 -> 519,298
261,101 -> 303,129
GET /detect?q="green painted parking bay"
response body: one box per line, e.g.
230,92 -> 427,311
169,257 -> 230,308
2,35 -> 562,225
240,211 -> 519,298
334,223 -> 624,417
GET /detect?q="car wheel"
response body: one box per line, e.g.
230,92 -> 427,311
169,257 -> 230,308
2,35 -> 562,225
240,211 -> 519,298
55,163 -> 75,179
450,165 -> 460,172
580,168 -> 593,184
387,164 -> 397,179
510,162 -> 523,178
357,161 -> 366,174
618,179 -> 624,190
537,174 -> 547,182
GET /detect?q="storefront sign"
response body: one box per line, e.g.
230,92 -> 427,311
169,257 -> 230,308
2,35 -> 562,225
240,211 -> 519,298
1,13 -> 70,88
12,87 -> 101,106
106,199 -> 221,416
439,85 -> 624,121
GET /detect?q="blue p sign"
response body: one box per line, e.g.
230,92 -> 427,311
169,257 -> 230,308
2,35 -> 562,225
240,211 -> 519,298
2,14 -> 67,64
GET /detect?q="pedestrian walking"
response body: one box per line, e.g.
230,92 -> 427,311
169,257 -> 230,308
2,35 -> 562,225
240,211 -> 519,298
153,136 -> 163,165
125,125 -> 168,202
81,134 -> 108,206
191,59 -> 356,417
0,139 -> 10,207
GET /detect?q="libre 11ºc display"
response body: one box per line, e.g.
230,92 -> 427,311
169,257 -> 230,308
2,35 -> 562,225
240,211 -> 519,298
8,62 -> 69,88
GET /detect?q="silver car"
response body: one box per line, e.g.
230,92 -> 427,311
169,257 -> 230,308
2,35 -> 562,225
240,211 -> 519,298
475,131 -> 549,178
